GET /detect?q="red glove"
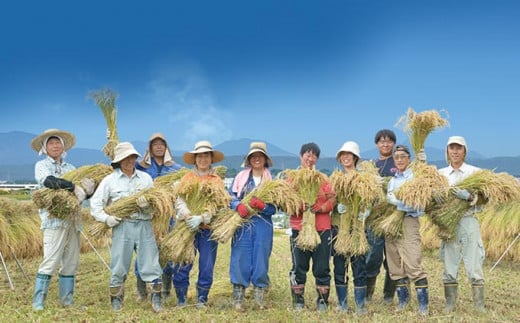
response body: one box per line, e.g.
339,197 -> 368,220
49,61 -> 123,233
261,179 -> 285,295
249,196 -> 265,210
311,203 -> 322,214
236,203 -> 249,218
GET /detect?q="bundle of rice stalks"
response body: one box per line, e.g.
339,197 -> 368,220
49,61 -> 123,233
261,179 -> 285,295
281,168 -> 328,251
214,165 -> 228,180
396,162 -> 450,210
88,88 -> 119,159
161,176 -> 231,264
211,179 -> 303,244
375,209 -> 405,240
419,216 -> 441,250
478,202 -> 520,261
456,169 -> 520,203
153,168 -> 190,189
427,195 -> 471,241
365,202 -> 394,232
395,107 -> 449,156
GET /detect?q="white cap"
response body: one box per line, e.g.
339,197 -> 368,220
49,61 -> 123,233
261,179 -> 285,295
446,136 -> 467,165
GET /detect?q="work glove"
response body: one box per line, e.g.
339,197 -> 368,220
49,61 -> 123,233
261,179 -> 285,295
310,203 -> 322,214
452,187 -> 471,201
137,195 -> 149,208
80,178 -> 96,196
186,215 -> 203,230
469,193 -> 479,206
417,148 -> 427,162
43,175 -> 75,191
358,209 -> 370,221
74,186 -> 87,202
236,203 -> 249,218
249,196 -> 265,210
336,203 -> 347,214
397,202 -> 415,213
387,192 -> 400,206
106,215 -> 122,228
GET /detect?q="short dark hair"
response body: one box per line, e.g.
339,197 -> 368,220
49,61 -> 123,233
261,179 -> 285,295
374,129 -> 396,144
300,142 -> 320,158
393,144 -> 411,156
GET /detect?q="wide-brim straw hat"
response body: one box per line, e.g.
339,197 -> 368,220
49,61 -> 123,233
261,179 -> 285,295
111,142 -> 141,165
242,141 -> 273,168
30,129 -> 76,152
446,135 -> 467,165
139,132 -> 175,167
183,140 -> 224,165
335,141 -> 361,161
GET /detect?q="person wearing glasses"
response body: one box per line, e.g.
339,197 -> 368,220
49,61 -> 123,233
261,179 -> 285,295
385,145 -> 429,315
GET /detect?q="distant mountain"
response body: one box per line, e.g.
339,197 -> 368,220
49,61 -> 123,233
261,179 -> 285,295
2,131 -> 519,182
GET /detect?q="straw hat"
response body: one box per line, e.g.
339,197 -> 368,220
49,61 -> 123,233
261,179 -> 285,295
242,142 -> 273,168
30,129 -> 76,152
138,132 -> 175,167
445,136 -> 467,164
111,142 -> 141,165
335,141 -> 361,161
183,140 -> 224,165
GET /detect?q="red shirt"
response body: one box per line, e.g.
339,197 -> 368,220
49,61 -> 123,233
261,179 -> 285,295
290,181 -> 336,231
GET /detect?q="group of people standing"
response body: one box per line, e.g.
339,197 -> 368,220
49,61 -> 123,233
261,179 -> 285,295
30,127 -> 486,316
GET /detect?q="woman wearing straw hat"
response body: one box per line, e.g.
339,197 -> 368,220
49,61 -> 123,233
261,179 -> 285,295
331,141 -> 368,314
228,142 -> 277,311
134,133 -> 183,301
173,140 -> 225,308
30,129 -> 95,311
90,142 -> 164,313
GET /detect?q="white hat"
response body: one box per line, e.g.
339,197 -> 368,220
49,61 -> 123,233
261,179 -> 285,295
138,132 -> 175,168
31,129 -> 75,153
111,142 -> 141,165
336,141 -> 361,161
242,142 -> 273,168
183,140 -> 224,165
445,136 -> 467,165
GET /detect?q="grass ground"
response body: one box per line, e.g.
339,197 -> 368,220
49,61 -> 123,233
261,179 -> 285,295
1,230 -> 519,322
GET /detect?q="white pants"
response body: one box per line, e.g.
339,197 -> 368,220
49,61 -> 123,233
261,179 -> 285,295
38,224 -> 81,276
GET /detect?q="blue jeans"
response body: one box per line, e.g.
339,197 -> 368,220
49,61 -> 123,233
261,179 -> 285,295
331,226 -> 367,287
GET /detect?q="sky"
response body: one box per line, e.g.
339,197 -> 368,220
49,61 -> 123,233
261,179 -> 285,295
1,0 -> 519,158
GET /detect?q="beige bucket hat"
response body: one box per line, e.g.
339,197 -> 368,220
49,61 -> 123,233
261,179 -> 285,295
183,140 -> 224,165
30,129 -> 76,153
111,142 -> 141,165
242,141 -> 273,168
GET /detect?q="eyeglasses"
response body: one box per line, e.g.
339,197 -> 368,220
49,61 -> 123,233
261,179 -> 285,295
393,154 -> 410,160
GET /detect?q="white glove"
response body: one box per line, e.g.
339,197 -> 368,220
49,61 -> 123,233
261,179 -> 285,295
137,195 -> 149,208
186,215 -> 203,230
80,178 -> 96,196
358,209 -> 370,221
387,192 -> 400,206
74,186 -> 87,202
469,193 -> 479,206
452,188 -> 471,201
337,203 -> 347,214
106,215 -> 121,228
417,148 -> 427,162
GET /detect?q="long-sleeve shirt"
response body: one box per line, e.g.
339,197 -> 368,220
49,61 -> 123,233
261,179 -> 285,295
228,168 -> 276,217
438,162 -> 482,215
290,181 -> 336,231
34,156 -> 76,229
387,168 -> 423,217
135,157 -> 182,179
90,168 -> 154,223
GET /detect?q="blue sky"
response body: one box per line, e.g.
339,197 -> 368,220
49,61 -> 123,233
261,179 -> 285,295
1,0 -> 519,158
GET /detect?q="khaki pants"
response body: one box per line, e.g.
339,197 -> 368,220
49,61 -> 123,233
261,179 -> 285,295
385,216 -> 427,283
38,224 -> 80,276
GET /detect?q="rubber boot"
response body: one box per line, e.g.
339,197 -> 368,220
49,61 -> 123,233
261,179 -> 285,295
316,285 -> 330,312
354,286 -> 368,315
415,278 -> 429,316
233,284 -> 246,312
149,280 -> 162,313
161,271 -> 172,299
175,287 -> 188,307
383,274 -> 396,305
253,286 -> 266,309
444,283 -> 458,313
471,284 -> 485,312
32,273 -> 51,311
196,285 -> 210,309
365,276 -> 377,302
335,284 -> 348,312
291,284 -> 305,310
58,274 -> 75,306
110,285 -> 124,312
395,279 -> 410,311
136,275 -> 147,302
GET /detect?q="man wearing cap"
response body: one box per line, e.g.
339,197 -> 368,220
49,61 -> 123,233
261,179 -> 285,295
331,141 -> 368,314
134,133 -> 183,301
438,136 -> 485,312
30,129 -> 95,311
228,142 -> 277,311
90,142 -> 163,312
173,140 -> 225,308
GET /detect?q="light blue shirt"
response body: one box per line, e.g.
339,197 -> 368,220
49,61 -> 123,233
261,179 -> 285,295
387,168 -> 424,217
90,168 -> 154,222
34,156 -> 76,229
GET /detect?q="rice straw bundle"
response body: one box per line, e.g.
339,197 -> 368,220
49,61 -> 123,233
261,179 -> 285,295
153,168 -> 190,189
281,168 -> 328,251
456,169 -> 520,203
376,209 -> 406,240
161,176 -> 231,264
214,165 -> 228,180
211,179 -> 303,244
88,88 -> 119,159
365,202 -> 394,234
419,216 -> 441,250
427,196 -> 469,241
395,107 -> 449,156
478,202 -> 520,261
